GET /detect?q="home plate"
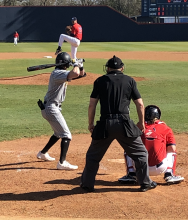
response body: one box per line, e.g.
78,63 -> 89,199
43,56 -> 52,58
108,159 -> 125,163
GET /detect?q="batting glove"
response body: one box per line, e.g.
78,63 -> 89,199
78,62 -> 83,68
73,61 -> 79,67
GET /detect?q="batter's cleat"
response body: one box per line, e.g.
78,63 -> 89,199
37,151 -> 55,161
57,160 -> 78,170
164,175 -> 184,184
140,181 -> 157,192
118,174 -> 137,184
55,46 -> 62,55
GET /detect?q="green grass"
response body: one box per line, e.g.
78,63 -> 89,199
0,58 -> 106,78
0,42 -> 188,141
130,79 -> 188,133
0,84 -> 96,141
1,59 -> 188,80
1,42 -> 188,52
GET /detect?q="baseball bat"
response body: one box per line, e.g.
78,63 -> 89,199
27,63 -> 64,72
27,59 -> 85,72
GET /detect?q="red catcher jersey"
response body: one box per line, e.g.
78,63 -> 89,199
141,120 -> 176,166
71,23 -> 82,40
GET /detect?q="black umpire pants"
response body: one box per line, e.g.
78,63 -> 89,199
81,118 -> 152,189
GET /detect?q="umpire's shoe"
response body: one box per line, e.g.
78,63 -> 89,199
80,183 -> 95,193
139,181 -> 157,192
118,173 -> 137,184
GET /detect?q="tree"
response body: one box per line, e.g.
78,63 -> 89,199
39,0 -> 56,6
0,0 -> 142,17
1,0 -> 16,5
96,0 -> 141,17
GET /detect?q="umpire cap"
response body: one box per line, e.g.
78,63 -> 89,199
105,55 -> 124,69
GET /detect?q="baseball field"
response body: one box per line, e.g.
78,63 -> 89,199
0,42 -> 188,220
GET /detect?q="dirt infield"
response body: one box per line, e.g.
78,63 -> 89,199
0,134 -> 188,220
1,51 -> 188,61
0,73 -> 145,85
0,51 -> 188,220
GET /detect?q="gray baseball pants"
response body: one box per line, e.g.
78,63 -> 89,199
41,103 -> 72,140
81,118 -> 152,189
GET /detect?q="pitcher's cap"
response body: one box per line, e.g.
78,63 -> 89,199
72,17 -> 77,21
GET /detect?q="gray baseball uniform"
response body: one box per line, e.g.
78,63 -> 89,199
41,68 -> 72,140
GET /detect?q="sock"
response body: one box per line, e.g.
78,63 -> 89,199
41,135 -> 59,154
60,138 -> 70,164
164,172 -> 172,178
165,152 -> 177,176
57,46 -> 61,50
124,152 -> 136,175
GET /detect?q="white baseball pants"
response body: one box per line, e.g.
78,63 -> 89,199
149,158 -> 167,176
125,152 -> 176,176
14,37 -> 18,45
58,34 -> 80,59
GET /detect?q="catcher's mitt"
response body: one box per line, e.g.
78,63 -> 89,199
65,25 -> 72,35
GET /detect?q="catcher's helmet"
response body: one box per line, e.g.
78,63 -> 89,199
56,52 -> 71,68
145,105 -> 161,122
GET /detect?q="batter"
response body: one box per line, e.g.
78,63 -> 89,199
37,52 -> 85,170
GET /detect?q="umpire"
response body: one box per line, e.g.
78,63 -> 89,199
80,55 -> 157,192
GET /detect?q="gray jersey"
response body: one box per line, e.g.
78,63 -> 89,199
44,69 -> 70,105
41,68 -> 72,139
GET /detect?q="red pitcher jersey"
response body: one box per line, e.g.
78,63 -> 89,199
141,120 -> 176,166
71,23 -> 82,40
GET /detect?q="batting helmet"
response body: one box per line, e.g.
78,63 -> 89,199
56,52 -> 71,68
145,105 -> 161,122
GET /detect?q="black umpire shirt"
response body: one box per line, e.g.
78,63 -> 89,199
90,70 -> 141,116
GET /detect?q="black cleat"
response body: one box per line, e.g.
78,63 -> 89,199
55,46 -> 62,55
139,181 -> 157,192
118,174 -> 137,184
80,183 -> 95,193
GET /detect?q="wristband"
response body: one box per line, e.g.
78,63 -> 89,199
79,67 -> 83,71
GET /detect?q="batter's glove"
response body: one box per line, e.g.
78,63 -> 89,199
65,25 -> 72,35
72,58 -> 85,68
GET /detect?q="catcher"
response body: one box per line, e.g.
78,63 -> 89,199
55,17 -> 82,60
118,105 -> 184,185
